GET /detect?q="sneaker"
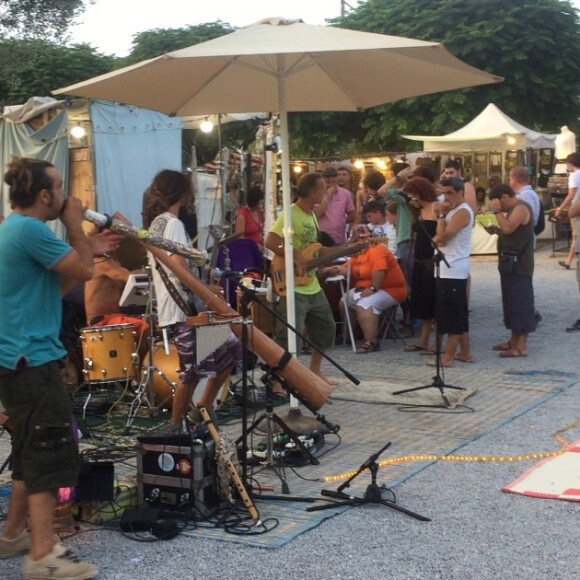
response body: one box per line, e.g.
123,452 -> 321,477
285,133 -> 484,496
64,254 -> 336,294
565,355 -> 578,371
566,319 -> 580,333
0,528 -> 29,558
22,542 -> 97,580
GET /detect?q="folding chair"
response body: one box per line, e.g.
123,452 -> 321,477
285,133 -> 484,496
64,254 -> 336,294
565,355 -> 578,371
379,304 -> 406,345
325,259 -> 356,353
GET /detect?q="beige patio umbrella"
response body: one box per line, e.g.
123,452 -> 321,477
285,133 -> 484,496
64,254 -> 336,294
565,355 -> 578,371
55,17 -> 502,368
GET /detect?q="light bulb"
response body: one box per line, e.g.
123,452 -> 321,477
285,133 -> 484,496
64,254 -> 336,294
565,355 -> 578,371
70,125 -> 86,139
375,159 -> 387,170
354,160 -> 364,169
507,136 -> 516,145
200,119 -> 214,133
293,165 -> 303,174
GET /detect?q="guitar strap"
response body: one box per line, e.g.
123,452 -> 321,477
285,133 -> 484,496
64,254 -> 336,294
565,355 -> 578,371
154,259 -> 197,317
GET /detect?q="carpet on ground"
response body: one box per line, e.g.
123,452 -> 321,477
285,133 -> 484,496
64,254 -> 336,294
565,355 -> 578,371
331,379 -> 477,408
502,438 -> 580,502
0,370 -> 576,548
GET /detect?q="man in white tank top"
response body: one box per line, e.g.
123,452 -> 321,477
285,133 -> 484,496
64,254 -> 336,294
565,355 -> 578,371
432,177 -> 474,367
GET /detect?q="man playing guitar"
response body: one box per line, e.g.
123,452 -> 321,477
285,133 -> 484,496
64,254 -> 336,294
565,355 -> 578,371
265,172 -> 340,388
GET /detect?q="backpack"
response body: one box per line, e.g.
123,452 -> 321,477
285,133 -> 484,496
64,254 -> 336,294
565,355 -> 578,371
534,200 -> 545,235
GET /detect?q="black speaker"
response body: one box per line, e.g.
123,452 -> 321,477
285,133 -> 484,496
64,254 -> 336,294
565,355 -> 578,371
75,461 -> 114,501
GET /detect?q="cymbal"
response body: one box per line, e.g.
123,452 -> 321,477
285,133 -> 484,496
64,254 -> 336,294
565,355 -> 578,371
280,408 -> 328,435
206,231 -> 243,253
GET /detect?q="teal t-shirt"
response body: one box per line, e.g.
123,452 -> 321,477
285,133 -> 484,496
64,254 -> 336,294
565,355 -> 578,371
0,213 -> 71,369
270,204 -> 321,295
385,188 -> 412,244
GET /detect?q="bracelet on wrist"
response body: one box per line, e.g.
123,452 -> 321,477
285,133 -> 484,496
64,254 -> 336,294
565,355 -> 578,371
490,209 -> 501,215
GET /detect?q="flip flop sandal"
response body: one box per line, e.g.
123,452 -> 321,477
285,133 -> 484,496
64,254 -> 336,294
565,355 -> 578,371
455,356 -> 475,363
419,349 -> 437,356
426,359 -> 454,368
404,344 -> 428,352
499,347 -> 527,358
356,341 -> 380,354
492,341 -> 511,351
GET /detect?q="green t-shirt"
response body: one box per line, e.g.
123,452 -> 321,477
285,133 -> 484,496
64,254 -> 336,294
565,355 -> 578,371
270,203 -> 321,295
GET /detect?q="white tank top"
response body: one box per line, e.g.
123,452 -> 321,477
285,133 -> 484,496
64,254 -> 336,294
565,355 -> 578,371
440,202 -> 473,279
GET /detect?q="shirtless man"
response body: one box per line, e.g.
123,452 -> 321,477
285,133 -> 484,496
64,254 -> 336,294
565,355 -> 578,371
84,253 -> 149,357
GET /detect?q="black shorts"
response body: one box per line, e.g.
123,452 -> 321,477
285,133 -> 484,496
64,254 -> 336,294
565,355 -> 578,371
0,361 -> 79,494
436,278 -> 469,335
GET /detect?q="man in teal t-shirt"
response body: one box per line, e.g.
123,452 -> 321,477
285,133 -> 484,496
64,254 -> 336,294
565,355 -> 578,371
265,172 -> 337,386
0,157 -> 99,579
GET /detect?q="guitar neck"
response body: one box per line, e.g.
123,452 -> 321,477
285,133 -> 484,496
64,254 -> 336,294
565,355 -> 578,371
305,237 -> 385,270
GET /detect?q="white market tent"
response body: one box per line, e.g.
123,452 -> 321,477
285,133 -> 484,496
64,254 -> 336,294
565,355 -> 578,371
403,103 -> 557,152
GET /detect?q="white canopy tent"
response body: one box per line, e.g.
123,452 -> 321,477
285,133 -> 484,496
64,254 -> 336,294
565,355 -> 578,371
403,103 -> 557,152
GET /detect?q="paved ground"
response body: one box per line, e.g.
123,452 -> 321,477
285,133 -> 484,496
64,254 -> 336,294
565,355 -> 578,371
2,243 -> 580,580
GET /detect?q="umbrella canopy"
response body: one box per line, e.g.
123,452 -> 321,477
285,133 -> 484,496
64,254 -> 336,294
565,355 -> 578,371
55,18 -> 501,115
55,17 -> 501,363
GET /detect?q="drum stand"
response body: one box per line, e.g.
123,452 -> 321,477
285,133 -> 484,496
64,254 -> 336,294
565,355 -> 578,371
126,268 -> 175,432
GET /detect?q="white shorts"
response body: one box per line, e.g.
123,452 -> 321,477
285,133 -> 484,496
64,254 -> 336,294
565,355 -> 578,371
344,287 -> 398,315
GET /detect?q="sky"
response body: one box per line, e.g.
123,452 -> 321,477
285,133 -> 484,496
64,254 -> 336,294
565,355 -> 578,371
69,0 -> 349,56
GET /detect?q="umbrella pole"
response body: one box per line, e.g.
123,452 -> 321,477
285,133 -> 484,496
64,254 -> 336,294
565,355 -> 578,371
278,61 -> 299,411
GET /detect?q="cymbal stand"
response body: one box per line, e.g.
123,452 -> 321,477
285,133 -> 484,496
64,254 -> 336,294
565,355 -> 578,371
125,267 -> 175,432
307,441 -> 430,522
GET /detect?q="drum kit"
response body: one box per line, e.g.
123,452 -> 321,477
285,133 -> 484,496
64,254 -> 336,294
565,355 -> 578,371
73,263 -> 277,426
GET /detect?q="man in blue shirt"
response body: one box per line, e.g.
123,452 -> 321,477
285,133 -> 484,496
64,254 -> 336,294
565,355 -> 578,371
0,157 -> 99,579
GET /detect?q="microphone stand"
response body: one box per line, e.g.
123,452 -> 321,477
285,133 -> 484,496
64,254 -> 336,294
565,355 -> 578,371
306,441 -> 429,521
392,216 -> 465,407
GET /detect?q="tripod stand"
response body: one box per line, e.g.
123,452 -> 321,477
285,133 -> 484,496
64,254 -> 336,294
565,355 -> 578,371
126,267 -> 175,432
235,285 -> 342,495
307,441 -> 430,521
393,219 -> 465,407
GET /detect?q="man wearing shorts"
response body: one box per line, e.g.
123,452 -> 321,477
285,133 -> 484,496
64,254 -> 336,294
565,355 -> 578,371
432,177 -> 474,367
265,172 -> 337,386
0,157 -> 98,579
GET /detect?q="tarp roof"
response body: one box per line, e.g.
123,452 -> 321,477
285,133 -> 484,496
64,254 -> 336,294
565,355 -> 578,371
403,103 -> 557,151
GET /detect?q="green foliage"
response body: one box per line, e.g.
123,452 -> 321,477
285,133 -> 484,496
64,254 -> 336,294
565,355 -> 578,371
0,0 -> 86,40
122,22 -> 234,65
0,39 -> 115,105
289,0 -> 580,155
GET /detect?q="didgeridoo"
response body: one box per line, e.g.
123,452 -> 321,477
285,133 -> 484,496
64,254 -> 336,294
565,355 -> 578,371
145,244 -> 330,409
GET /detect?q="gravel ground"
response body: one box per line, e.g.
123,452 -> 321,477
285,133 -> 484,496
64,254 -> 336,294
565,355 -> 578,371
3,243 -> 580,580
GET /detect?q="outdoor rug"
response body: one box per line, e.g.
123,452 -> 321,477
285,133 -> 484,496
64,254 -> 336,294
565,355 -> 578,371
502,438 -> 580,502
331,379 -> 477,408
0,369 -> 577,549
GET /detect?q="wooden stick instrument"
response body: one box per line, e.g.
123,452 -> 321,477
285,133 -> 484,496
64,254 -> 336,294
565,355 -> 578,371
144,244 -> 330,409
197,405 -> 260,524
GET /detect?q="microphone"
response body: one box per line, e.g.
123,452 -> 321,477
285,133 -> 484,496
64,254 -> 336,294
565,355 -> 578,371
210,267 -> 245,278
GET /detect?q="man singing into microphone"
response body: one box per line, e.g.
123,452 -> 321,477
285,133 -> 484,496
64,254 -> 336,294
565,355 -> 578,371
0,157 -> 99,579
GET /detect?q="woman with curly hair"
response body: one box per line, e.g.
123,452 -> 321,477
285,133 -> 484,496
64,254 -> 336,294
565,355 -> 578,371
402,176 -> 440,353
144,170 -> 241,424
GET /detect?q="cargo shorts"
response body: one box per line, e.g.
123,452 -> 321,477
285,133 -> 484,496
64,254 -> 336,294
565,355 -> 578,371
0,360 -> 79,494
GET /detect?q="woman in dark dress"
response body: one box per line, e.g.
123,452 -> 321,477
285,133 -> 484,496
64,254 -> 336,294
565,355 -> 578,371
402,177 -> 439,352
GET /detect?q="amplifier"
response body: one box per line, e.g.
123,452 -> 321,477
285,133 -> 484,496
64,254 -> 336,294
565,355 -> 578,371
136,435 -> 220,519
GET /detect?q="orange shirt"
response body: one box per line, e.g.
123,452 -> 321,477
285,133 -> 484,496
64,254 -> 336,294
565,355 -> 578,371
350,244 -> 407,303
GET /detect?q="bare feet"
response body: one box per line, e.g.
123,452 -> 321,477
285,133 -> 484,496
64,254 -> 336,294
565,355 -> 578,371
315,373 -> 339,387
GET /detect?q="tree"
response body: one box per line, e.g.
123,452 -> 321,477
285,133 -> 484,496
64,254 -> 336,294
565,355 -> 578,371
290,0 -> 580,155
0,39 -> 115,105
0,0 -> 87,40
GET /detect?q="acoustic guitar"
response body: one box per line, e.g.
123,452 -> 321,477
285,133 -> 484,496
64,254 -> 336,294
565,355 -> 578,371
270,237 -> 386,296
